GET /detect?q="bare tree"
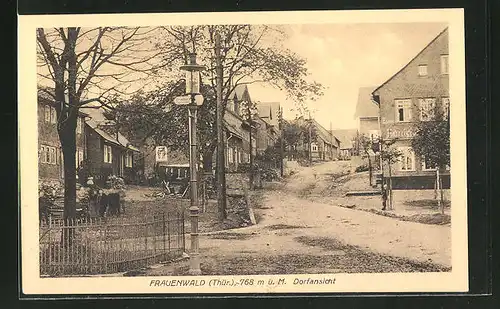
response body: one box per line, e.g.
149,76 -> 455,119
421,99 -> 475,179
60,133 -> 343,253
37,27 -> 165,228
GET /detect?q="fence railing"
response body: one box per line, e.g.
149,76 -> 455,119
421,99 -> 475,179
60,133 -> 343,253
39,212 -> 185,277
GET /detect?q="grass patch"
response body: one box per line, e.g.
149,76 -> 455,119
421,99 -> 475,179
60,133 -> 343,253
294,236 -> 450,273
298,183 -> 316,197
209,232 -> 255,240
266,224 -> 309,230
404,199 -> 451,209
404,213 -> 451,225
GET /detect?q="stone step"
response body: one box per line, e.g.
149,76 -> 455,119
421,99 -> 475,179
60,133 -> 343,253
345,190 -> 381,196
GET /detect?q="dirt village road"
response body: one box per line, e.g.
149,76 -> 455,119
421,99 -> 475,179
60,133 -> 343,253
138,161 -> 451,276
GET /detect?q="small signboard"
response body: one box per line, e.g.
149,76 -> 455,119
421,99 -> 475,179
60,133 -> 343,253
194,94 -> 204,106
174,95 -> 192,105
155,146 -> 168,162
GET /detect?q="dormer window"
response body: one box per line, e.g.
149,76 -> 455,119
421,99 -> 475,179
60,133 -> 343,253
418,65 -> 428,76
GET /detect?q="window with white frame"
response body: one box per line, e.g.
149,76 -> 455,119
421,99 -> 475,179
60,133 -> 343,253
440,55 -> 449,74
395,99 -> 412,122
398,147 -> 415,171
311,143 -> 318,152
104,144 -> 113,163
75,148 -> 84,168
40,145 -> 57,164
125,152 -> 133,167
43,105 -> 57,124
50,106 -> 56,124
76,117 -> 83,134
227,147 -> 234,163
44,106 -> 51,122
419,98 -> 437,121
442,97 -> 450,120
421,156 -> 436,171
418,65 -> 428,76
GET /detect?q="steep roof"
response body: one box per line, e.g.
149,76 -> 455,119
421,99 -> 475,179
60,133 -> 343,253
330,129 -> 357,150
354,86 -> 379,119
228,84 -> 251,102
256,102 -> 280,127
80,107 -> 140,152
372,27 -> 449,96
312,119 -> 339,147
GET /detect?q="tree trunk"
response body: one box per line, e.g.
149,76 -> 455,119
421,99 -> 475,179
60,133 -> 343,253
368,156 -> 373,186
438,168 -> 445,214
58,112 -> 78,247
436,168 -> 442,213
388,162 -> 393,210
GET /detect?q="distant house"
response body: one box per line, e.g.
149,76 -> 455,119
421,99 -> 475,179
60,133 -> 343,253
255,101 -> 281,153
80,107 -> 141,185
37,90 -> 87,183
353,86 -> 381,156
372,27 -> 450,189
223,84 -> 253,172
294,117 -> 340,162
330,129 -> 358,160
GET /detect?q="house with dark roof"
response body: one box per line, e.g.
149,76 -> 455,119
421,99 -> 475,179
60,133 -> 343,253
330,129 -> 358,160
294,117 -> 340,162
80,107 -> 141,185
37,90 -> 88,182
371,27 -> 449,189
255,102 -> 281,153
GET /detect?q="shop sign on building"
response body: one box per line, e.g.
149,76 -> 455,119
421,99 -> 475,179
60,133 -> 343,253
385,127 -> 417,139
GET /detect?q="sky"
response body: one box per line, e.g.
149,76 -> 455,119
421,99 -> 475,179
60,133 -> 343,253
247,23 -> 447,130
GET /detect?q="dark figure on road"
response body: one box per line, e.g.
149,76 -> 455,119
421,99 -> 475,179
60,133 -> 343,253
381,184 -> 388,210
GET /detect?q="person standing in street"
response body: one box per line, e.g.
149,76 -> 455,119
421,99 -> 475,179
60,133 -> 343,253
381,183 -> 388,210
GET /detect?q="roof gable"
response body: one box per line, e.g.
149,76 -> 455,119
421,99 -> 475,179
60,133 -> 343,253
372,27 -> 448,96
354,86 -> 379,119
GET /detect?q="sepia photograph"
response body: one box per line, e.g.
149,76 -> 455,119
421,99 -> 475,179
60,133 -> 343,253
19,9 -> 468,294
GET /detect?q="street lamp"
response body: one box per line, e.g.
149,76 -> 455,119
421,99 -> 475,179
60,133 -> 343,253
178,52 -> 205,275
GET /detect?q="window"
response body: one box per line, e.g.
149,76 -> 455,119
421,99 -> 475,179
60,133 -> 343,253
311,143 -> 318,152
76,117 -> 82,134
421,156 -> 436,171
125,152 -> 133,167
40,145 -> 57,164
395,99 -> 412,122
418,65 -> 428,76
398,147 -> 415,171
44,106 -> 51,122
227,147 -> 234,163
440,55 -> 449,74
76,148 -> 84,168
50,106 -> 57,124
104,144 -> 113,163
419,98 -> 436,121
442,97 -> 450,120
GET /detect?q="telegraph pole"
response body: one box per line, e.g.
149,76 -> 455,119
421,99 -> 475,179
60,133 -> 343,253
308,112 -> 312,165
215,31 -> 227,221
249,116 -> 254,190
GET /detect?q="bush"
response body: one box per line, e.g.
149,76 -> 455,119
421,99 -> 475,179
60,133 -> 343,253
260,168 -> 280,182
355,164 -> 370,172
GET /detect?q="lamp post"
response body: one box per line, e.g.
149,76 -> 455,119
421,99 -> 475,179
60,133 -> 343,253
178,53 -> 205,275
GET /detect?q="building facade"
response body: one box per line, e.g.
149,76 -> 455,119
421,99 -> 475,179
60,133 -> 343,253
38,91 -> 87,183
372,27 -> 450,189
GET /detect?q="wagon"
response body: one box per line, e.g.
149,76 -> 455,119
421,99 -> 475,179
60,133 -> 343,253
158,163 -> 191,198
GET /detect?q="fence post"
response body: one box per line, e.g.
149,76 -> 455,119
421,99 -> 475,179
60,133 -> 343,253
48,217 -> 52,275
144,216 -> 148,268
167,212 -> 171,251
162,213 -> 166,258
153,215 -> 157,263
104,219 -> 108,273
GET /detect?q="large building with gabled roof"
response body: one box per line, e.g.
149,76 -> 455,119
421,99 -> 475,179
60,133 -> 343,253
371,27 -> 450,189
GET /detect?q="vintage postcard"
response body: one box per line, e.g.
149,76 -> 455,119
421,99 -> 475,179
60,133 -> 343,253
19,8 -> 468,295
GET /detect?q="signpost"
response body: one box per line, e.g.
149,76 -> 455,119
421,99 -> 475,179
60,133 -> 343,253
176,52 -> 205,275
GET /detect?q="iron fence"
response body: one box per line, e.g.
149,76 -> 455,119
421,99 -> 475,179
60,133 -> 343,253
39,212 -> 185,277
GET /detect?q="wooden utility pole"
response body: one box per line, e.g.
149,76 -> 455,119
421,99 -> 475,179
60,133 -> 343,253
308,112 -> 312,164
215,32 -> 227,221
249,116 -> 254,190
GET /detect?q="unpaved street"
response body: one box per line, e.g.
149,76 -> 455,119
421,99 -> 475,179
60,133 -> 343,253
142,161 -> 451,276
